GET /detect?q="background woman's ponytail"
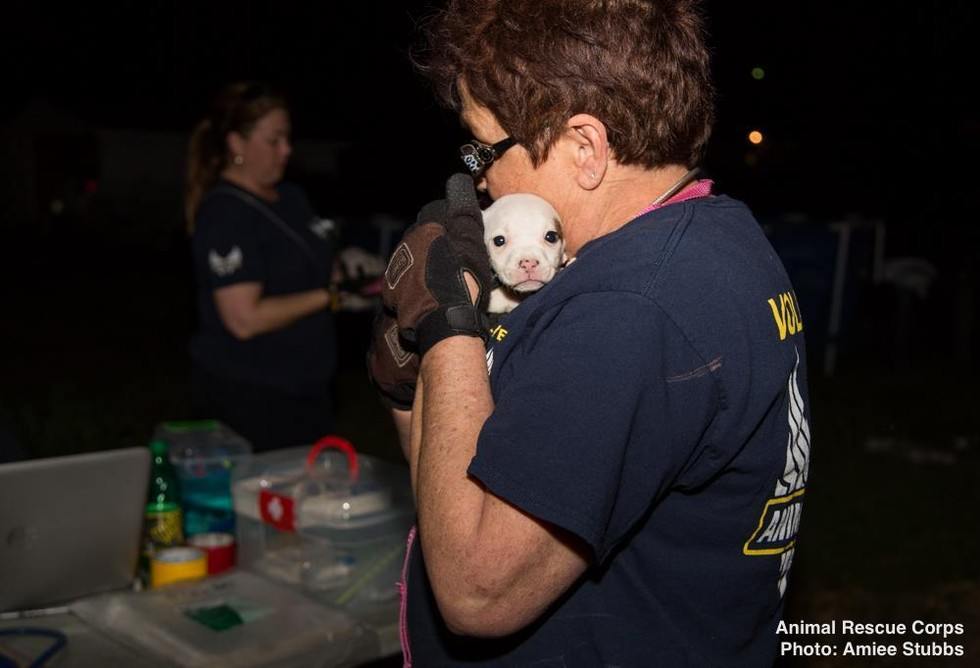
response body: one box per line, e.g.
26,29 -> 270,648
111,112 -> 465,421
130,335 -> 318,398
184,118 -> 223,233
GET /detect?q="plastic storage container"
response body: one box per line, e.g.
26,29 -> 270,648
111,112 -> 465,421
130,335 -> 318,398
154,420 -> 252,537
71,569 -> 379,667
232,437 -> 413,619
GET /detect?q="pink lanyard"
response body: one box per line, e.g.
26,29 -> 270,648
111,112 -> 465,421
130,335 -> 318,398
635,179 -> 714,217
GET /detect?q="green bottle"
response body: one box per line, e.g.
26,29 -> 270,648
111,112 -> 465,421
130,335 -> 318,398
140,440 -> 184,581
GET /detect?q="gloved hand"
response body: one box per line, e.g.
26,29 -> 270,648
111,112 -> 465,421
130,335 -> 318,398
336,247 -> 385,289
366,309 -> 419,411
381,173 -> 493,356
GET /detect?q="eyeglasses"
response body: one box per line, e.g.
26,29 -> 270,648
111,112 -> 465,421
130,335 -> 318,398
459,137 -> 517,177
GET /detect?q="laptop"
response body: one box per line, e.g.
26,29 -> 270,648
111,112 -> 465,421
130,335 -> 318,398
0,447 -> 150,612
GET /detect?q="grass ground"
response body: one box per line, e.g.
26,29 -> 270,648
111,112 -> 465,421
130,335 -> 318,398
779,368 -> 980,667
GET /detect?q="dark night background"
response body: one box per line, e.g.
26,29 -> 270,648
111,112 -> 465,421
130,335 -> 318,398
1,2 -> 977,666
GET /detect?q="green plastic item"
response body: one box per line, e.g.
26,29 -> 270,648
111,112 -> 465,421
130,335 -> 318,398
185,604 -> 245,631
146,440 -> 182,513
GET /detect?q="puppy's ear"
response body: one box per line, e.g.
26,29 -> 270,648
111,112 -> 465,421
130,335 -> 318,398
480,206 -> 497,233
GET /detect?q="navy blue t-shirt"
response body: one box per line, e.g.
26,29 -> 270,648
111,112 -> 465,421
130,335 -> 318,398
405,195 -> 812,666
190,180 -> 337,396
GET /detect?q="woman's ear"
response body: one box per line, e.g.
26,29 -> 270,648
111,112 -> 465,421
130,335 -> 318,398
226,131 -> 246,162
565,114 -> 609,190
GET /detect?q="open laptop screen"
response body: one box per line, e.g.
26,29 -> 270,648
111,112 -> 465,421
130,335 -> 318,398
0,447 -> 149,612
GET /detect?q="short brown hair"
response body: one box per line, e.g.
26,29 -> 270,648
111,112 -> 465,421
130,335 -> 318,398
417,0 -> 715,169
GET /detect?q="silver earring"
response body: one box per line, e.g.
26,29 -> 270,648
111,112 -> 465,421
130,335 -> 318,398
591,171 -> 598,180
233,155 -> 244,166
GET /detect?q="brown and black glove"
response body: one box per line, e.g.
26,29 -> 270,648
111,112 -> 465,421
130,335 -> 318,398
366,174 -> 492,408
366,309 -> 419,410
382,173 -> 492,356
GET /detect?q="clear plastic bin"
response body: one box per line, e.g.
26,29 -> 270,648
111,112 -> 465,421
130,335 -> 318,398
232,437 -> 413,618
71,569 -> 378,667
154,420 -> 252,536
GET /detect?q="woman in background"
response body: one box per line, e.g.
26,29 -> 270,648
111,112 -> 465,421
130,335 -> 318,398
185,82 -> 337,452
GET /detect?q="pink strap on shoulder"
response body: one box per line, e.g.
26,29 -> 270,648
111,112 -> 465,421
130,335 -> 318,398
636,179 -> 714,217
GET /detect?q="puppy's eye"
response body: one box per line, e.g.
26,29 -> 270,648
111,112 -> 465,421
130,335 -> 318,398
493,235 -> 506,247
544,231 -> 559,243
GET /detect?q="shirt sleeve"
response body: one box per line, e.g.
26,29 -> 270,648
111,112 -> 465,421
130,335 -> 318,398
193,195 -> 266,289
468,291 -> 720,563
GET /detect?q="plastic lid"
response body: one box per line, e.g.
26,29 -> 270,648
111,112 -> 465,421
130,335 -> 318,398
294,478 -> 394,529
294,439 -> 397,528
232,442 -> 411,530
158,419 -> 219,433
160,421 -> 253,463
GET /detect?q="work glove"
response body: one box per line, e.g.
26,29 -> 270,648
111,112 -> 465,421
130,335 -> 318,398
381,173 -> 493,356
366,174 -> 493,409
334,246 -> 386,293
366,309 -> 419,411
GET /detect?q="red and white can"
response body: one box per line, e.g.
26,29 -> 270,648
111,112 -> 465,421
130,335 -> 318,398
188,532 -> 236,575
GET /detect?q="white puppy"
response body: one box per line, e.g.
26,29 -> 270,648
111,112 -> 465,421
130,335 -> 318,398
483,194 -> 566,313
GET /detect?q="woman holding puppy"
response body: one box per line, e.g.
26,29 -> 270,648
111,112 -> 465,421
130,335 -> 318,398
185,82 -> 338,452
370,0 -> 812,664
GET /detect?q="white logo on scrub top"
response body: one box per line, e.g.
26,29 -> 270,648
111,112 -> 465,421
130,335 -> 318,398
208,246 -> 243,276
309,218 -> 337,240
